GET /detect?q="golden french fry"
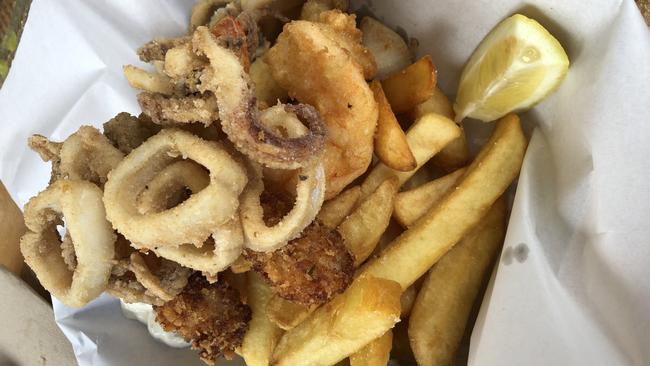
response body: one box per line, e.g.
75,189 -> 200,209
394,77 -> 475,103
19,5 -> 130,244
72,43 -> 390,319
361,113 -> 461,198
409,197 -> 506,366
317,186 -> 361,229
0,182 -> 25,274
349,329 -> 393,366
411,87 -> 455,120
381,56 -> 436,113
360,17 -> 412,80
370,81 -> 416,172
242,272 -> 284,366
230,255 -> 252,274
250,57 -> 288,108
393,168 -> 466,227
271,276 -> 401,366
399,284 -> 417,317
123,65 -> 174,95
266,295 -> 315,331
339,177 -> 399,266
411,88 -> 470,170
360,114 -> 526,289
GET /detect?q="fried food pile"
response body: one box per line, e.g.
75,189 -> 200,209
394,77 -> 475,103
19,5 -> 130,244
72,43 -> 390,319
19,0 -> 544,365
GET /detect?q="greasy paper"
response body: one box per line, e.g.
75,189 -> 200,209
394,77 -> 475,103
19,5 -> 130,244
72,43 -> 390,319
0,0 -> 648,365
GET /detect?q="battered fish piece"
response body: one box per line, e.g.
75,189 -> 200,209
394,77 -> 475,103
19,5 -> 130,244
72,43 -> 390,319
244,191 -> 355,306
267,19 -> 378,199
154,273 -> 252,364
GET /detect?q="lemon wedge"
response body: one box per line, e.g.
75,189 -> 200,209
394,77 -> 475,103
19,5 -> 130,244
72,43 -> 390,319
454,14 -> 569,122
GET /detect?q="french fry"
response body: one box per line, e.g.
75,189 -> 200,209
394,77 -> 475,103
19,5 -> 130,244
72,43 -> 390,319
0,182 -> 25,274
370,81 -> 416,172
360,114 -> 526,289
411,87 -> 455,120
339,177 -> 399,266
360,17 -> 412,80
381,56 -> 436,113
317,186 -> 361,228
411,88 -> 470,170
409,197 -> 506,366
266,295 -> 315,331
393,168 -> 466,227
123,65 -> 174,95
349,330 -> 393,366
242,272 -> 284,366
399,284 -> 417,317
271,276 -> 402,366
361,113 -> 461,198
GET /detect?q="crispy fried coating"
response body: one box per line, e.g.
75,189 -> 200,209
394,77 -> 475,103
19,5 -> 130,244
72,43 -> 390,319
137,37 -> 191,63
28,134 -> 62,183
267,19 -> 378,199
137,92 -> 220,125
154,273 -> 251,364
244,191 -> 354,306
102,112 -> 161,153
107,235 -> 192,306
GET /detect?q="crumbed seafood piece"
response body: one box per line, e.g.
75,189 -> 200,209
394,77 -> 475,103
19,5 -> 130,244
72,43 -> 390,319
137,37 -> 191,63
267,18 -> 379,198
137,92 -> 220,126
20,180 -> 115,308
316,10 -> 376,79
155,273 -> 252,364
107,236 -> 192,306
193,20 -> 327,170
102,112 -> 161,154
244,191 -> 354,306
29,126 -> 124,186
28,135 -> 62,183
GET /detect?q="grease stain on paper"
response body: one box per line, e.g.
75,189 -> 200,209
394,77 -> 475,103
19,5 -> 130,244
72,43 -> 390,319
502,243 -> 529,264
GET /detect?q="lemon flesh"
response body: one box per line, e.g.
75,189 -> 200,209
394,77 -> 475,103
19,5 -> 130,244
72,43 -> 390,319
454,14 -> 569,122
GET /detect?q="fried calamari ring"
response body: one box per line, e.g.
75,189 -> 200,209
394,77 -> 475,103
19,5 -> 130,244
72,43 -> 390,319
134,159 -> 244,276
155,215 -> 243,277
192,25 -> 327,169
29,126 -> 125,186
59,126 -> 125,185
103,128 -> 247,248
240,159 -> 325,252
131,159 -> 243,275
20,180 -> 115,308
136,160 -> 210,215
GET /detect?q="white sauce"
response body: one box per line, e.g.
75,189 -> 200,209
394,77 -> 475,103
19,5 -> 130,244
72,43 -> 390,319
120,300 -> 190,348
